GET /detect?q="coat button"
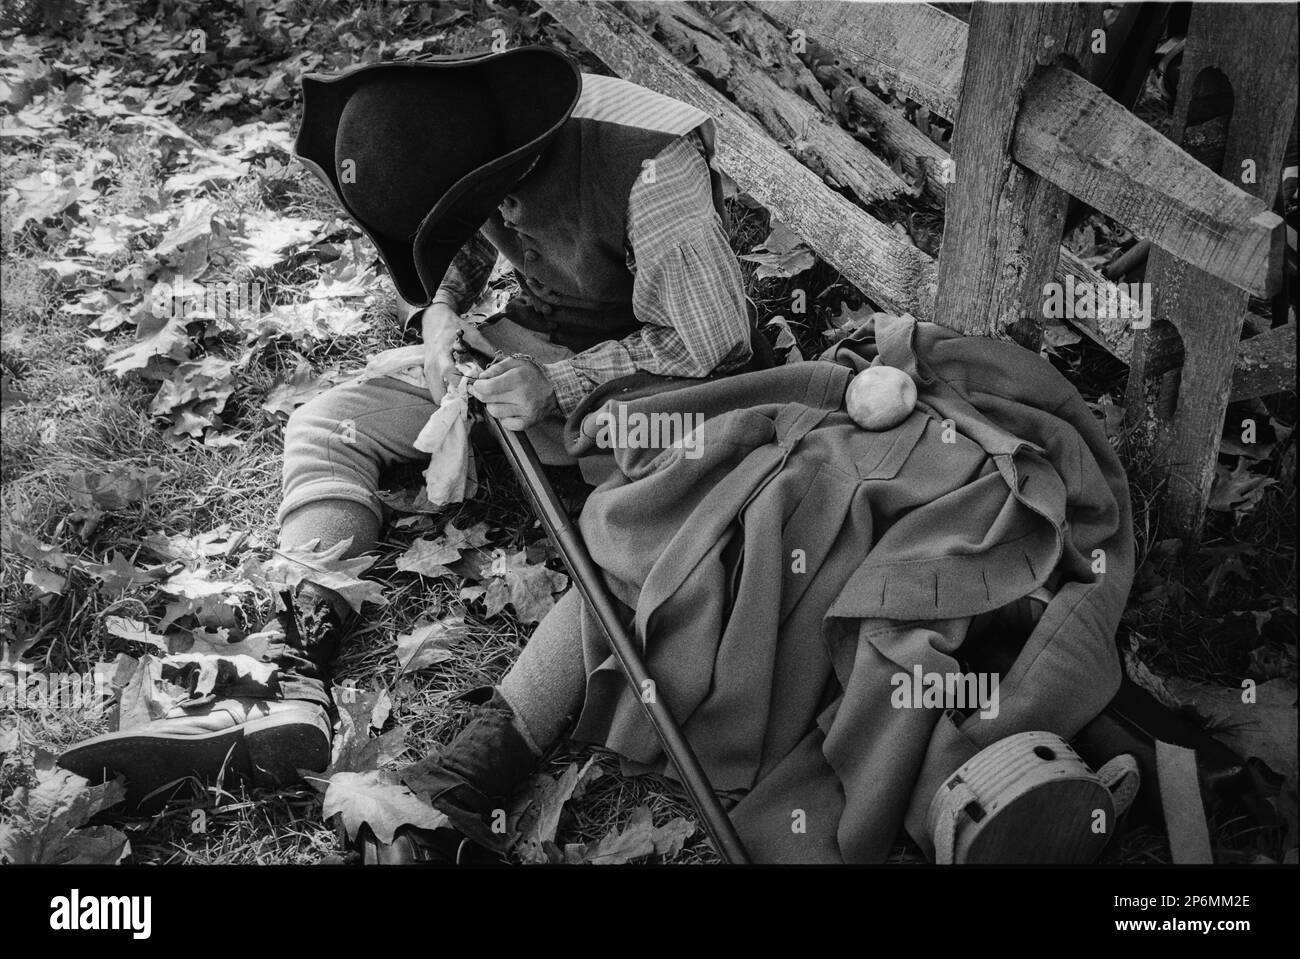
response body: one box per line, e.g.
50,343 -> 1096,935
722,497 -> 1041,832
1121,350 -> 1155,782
524,249 -> 539,263
537,302 -> 554,316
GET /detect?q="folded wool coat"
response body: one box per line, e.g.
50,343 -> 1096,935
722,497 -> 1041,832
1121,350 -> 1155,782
562,313 -> 1135,863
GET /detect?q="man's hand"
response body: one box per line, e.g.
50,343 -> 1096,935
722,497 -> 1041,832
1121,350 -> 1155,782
421,303 -> 493,403
470,356 -> 559,431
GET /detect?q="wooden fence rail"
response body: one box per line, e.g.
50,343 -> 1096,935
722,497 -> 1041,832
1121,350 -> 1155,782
541,0 -> 1297,538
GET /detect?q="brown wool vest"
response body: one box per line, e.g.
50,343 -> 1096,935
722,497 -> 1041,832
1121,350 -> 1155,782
479,74 -> 723,353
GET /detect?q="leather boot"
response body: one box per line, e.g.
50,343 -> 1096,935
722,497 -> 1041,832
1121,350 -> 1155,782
58,697 -> 331,811
58,585 -> 350,811
358,689 -> 538,864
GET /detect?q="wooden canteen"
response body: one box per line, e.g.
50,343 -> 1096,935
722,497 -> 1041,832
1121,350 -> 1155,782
927,730 -> 1140,864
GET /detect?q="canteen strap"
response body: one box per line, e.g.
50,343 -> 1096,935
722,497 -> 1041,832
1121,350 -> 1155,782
1097,753 -> 1141,818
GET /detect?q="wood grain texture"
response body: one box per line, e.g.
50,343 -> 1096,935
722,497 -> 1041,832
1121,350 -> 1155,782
1056,247 -> 1138,360
1124,1 -> 1299,539
538,0 -> 938,319
933,2 -> 1102,347
635,1 -> 909,204
1015,65 -> 1283,297
1231,323 -> 1296,401
806,48 -> 1143,363
810,58 -> 953,202
540,0 -> 1282,409
756,0 -> 966,119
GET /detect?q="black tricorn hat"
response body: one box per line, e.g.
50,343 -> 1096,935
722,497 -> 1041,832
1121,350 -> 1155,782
294,47 -> 581,306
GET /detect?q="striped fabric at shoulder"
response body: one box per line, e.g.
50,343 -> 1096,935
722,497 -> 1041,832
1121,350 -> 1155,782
574,72 -> 710,137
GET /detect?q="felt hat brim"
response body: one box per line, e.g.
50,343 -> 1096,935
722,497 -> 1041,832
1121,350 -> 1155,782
294,47 -> 581,306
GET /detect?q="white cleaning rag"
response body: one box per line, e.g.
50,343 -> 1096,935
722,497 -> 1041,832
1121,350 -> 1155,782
354,347 -> 479,506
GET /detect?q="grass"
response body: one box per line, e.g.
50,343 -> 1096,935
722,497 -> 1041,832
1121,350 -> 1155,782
2,0 -> 1295,866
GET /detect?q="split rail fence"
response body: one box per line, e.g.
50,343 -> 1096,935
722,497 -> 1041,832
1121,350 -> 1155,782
538,0 -> 1298,539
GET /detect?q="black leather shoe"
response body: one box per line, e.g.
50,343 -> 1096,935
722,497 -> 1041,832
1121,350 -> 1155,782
59,698 -> 331,811
356,824 -> 500,864
355,689 -> 538,864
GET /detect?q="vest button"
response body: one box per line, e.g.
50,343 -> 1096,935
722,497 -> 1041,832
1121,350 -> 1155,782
524,249 -> 539,263
537,302 -> 554,316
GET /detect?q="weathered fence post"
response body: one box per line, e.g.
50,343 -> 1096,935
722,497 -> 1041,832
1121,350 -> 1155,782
1123,2 -> 1298,540
933,1 -> 1102,348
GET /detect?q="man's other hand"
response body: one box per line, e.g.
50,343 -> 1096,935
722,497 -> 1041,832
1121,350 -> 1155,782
421,303 -> 493,403
470,356 -> 559,431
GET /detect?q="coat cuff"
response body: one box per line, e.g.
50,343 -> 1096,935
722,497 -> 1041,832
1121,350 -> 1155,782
541,358 -> 588,417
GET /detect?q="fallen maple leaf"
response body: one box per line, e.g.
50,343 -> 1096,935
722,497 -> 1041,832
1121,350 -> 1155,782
1167,678 -> 1298,779
306,686 -> 408,791
159,567 -> 254,601
67,466 -> 167,515
115,654 -> 184,732
149,355 -> 241,441
512,757 -> 603,863
739,223 -> 816,280
369,687 -> 393,730
262,538 -> 387,613
563,805 -> 694,865
1,526 -> 70,570
82,551 -> 167,594
244,300 -> 369,347
322,769 -> 448,844
261,359 -> 344,418
103,615 -> 169,652
483,549 -> 568,625
56,824 -> 134,865
823,301 -> 882,343
0,766 -> 129,865
375,486 -> 443,516
23,567 -> 66,597
142,525 -> 247,565
395,615 -> 468,672
394,520 -> 491,578
152,198 -> 218,256
7,524 -> 72,596
235,214 -> 323,269
1208,460 -> 1277,516
103,313 -> 191,377
766,315 -> 804,365
5,167 -> 96,232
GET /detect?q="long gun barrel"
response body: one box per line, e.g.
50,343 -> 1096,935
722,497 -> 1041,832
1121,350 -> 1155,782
481,412 -> 750,865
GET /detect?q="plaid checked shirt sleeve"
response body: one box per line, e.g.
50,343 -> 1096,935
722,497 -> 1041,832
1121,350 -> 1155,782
431,230 -> 497,314
541,133 -> 752,415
